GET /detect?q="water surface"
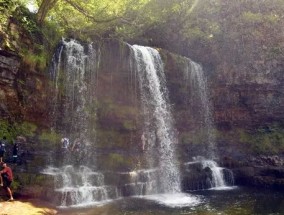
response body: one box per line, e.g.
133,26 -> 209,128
57,187 -> 284,215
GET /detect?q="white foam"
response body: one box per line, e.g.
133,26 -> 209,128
41,166 -> 60,175
139,193 -> 202,208
209,186 -> 238,191
58,199 -> 116,209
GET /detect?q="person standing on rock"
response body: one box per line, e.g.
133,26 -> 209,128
0,136 -> 7,163
0,163 -> 14,201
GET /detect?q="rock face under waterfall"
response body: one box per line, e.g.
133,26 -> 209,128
0,39 -> 284,201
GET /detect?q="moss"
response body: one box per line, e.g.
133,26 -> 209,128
39,129 -> 61,145
243,125 -> 284,154
101,153 -> 134,171
96,129 -> 130,149
216,124 -> 284,154
0,120 -> 37,143
11,180 -> 20,190
180,129 -> 216,145
13,173 -> 53,194
21,48 -> 48,72
122,120 -> 137,131
15,121 -> 37,137
0,120 -> 17,142
96,98 -> 139,131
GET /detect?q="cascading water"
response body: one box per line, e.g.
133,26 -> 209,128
130,45 -> 181,194
46,39 -> 118,207
50,39 -> 89,137
185,61 -> 216,159
120,168 -> 159,196
42,166 -> 119,207
184,60 -> 234,189
47,40 -> 205,207
201,159 -> 233,189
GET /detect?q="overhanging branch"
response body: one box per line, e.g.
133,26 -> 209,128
65,0 -> 120,23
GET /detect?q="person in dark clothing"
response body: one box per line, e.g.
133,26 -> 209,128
12,141 -> 19,163
0,163 -> 14,201
71,138 -> 86,164
0,136 -> 7,163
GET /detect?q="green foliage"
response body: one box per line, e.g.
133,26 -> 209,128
0,120 -> 17,143
3,0 -> 280,75
250,126 -> 284,154
13,5 -> 40,37
0,0 -> 18,28
15,121 -> 37,137
218,125 -> 284,154
105,153 -> 133,170
22,47 -> 48,71
11,180 -> 21,190
180,129 -> 217,145
0,120 -> 37,143
32,0 -> 150,39
39,129 -> 60,145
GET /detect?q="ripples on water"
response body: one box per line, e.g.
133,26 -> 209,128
57,187 -> 284,215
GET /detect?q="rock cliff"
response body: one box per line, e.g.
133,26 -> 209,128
0,39 -> 284,199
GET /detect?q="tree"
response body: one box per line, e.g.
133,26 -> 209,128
36,0 -> 59,25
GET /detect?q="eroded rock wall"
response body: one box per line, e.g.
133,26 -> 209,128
0,39 -> 284,196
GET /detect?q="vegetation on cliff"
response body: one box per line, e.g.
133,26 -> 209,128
1,0 -> 284,61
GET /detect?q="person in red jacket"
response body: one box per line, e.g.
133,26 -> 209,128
0,163 -> 14,201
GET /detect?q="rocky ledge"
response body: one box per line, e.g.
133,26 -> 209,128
222,155 -> 284,189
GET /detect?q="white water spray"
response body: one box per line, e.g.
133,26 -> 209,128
43,166 -> 119,207
184,59 -> 234,189
185,60 -> 216,158
130,45 -> 180,194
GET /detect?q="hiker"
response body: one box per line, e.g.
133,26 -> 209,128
71,138 -> 86,164
0,136 -> 7,163
141,133 -> 146,151
61,137 -> 70,150
71,138 -> 81,153
12,140 -> 19,164
0,163 -> 14,201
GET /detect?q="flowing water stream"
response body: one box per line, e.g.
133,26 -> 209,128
184,59 -> 234,189
130,45 -> 180,194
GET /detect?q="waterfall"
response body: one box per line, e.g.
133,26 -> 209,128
50,39 -> 101,163
51,39 -> 89,136
184,59 -> 234,189
121,168 -> 159,196
42,166 -> 119,207
185,61 -> 216,158
201,159 -> 226,188
47,39 -> 119,207
130,45 -> 181,194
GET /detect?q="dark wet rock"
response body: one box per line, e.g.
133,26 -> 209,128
222,155 -> 284,190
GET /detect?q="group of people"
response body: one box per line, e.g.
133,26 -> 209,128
0,136 -> 24,201
0,136 -> 20,164
61,137 -> 85,153
60,137 -> 87,164
0,135 -> 87,201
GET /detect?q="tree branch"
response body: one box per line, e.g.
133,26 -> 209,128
65,0 -> 120,23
